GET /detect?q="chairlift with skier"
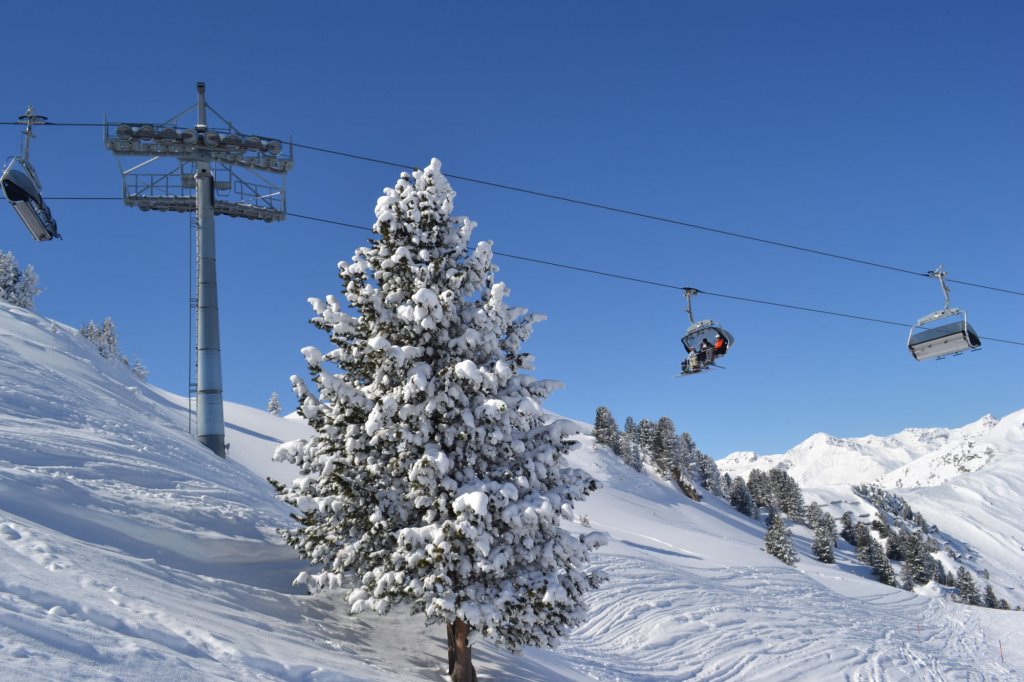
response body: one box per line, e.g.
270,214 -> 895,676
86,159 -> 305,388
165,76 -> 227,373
907,267 -> 980,361
679,288 -> 734,375
2,106 -> 60,241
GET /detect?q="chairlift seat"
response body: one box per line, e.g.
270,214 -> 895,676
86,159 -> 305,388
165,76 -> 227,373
907,310 -> 980,361
1,158 -> 59,241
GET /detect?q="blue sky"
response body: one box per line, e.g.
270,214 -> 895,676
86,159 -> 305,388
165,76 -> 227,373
2,2 -> 1020,458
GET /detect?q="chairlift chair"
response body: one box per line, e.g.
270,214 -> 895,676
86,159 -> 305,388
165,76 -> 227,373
2,157 -> 59,241
907,267 -> 980,361
679,289 -> 734,375
2,106 -> 60,241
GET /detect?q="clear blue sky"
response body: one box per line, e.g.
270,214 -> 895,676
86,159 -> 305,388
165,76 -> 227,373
2,2 -> 1020,458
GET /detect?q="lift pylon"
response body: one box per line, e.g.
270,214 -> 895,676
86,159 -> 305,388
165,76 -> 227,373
105,83 -> 292,457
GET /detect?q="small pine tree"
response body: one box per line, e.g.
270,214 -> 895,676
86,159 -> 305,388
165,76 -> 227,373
747,469 -> 774,511
130,357 -> 149,382
955,567 -> 981,606
983,583 -> 999,609
728,477 -> 756,518
808,506 -> 836,564
839,511 -> 856,545
593,406 -> 619,449
764,509 -> 798,566
868,540 -> 897,586
0,250 -> 40,309
267,391 -> 281,416
80,317 -> 121,360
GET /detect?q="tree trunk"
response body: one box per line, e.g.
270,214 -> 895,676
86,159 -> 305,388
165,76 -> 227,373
447,618 -> 476,682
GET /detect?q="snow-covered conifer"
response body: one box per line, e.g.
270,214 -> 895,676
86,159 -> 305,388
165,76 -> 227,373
267,391 -> 281,416
651,416 -> 680,479
839,511 -> 856,545
764,509 -> 797,566
130,357 -> 149,382
728,477 -> 755,518
747,469 -> 774,511
955,567 -> 980,606
807,505 -> 836,563
593,406 -> 618,449
0,251 -> 40,309
273,159 -> 603,681
80,317 -> 121,361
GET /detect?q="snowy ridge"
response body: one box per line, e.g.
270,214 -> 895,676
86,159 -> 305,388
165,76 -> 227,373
719,413 -> 1013,490
0,301 -> 1020,680
719,409 -> 1024,604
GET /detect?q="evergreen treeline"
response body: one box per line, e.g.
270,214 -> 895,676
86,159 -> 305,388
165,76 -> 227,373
593,406 -> 720,501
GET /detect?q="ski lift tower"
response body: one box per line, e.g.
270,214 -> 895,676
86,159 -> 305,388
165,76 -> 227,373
105,83 -> 292,457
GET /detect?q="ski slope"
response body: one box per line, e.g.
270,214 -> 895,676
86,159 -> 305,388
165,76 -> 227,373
0,301 -> 1019,680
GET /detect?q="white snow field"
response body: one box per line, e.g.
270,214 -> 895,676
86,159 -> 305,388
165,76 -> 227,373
0,301 -> 1020,681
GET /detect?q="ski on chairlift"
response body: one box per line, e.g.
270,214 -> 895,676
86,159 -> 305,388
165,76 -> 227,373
2,106 -> 60,241
679,288 -> 734,376
907,267 -> 980,361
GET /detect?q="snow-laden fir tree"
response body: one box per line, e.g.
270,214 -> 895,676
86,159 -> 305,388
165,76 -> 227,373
267,391 -> 281,416
807,505 -> 836,563
272,159 -> 604,682
955,567 -> 980,606
592,406 -> 619,450
728,476 -> 756,518
80,318 -> 121,361
764,508 -> 797,566
0,250 -> 40,309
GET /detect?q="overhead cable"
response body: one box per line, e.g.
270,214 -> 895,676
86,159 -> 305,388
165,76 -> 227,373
10,119 -> 1019,297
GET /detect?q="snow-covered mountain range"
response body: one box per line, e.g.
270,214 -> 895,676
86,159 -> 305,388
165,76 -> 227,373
719,412 -> 1017,489
719,410 -> 1024,604
0,300 -> 1020,680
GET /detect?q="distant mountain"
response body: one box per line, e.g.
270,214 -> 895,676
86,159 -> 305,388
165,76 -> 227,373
719,412 -> 1015,489
719,409 -> 1024,602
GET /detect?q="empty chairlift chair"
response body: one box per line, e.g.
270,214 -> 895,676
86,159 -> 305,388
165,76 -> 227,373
907,267 -> 980,361
2,106 -> 59,241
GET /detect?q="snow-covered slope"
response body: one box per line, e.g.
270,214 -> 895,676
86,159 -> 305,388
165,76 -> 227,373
0,301 -> 1020,680
719,409 -> 1024,605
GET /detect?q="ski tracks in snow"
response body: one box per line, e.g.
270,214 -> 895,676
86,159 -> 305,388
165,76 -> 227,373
558,553 -> 1012,681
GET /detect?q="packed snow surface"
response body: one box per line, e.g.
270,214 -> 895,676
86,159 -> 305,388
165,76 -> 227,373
0,301 -> 1019,680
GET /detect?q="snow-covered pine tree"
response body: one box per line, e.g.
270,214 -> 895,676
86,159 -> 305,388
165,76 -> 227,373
764,508 -> 797,566
267,391 -> 281,416
0,250 -> 40,309
593,406 -> 618,449
616,431 -> 642,471
635,418 -> 656,462
651,416 -> 679,479
839,511 -> 856,545
768,466 -> 805,520
807,505 -> 836,563
272,159 -> 604,682
80,317 -> 122,361
747,468 -> 774,511
728,476 -> 755,518
867,539 -> 897,586
955,567 -> 980,606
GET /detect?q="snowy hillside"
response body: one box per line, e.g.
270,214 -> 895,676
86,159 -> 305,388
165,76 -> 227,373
719,410 -> 1024,603
0,301 -> 1020,680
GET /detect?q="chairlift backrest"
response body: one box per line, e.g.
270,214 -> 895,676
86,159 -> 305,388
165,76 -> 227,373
907,308 -> 980,361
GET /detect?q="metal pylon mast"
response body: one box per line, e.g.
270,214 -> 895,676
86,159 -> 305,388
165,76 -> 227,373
105,83 -> 292,457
